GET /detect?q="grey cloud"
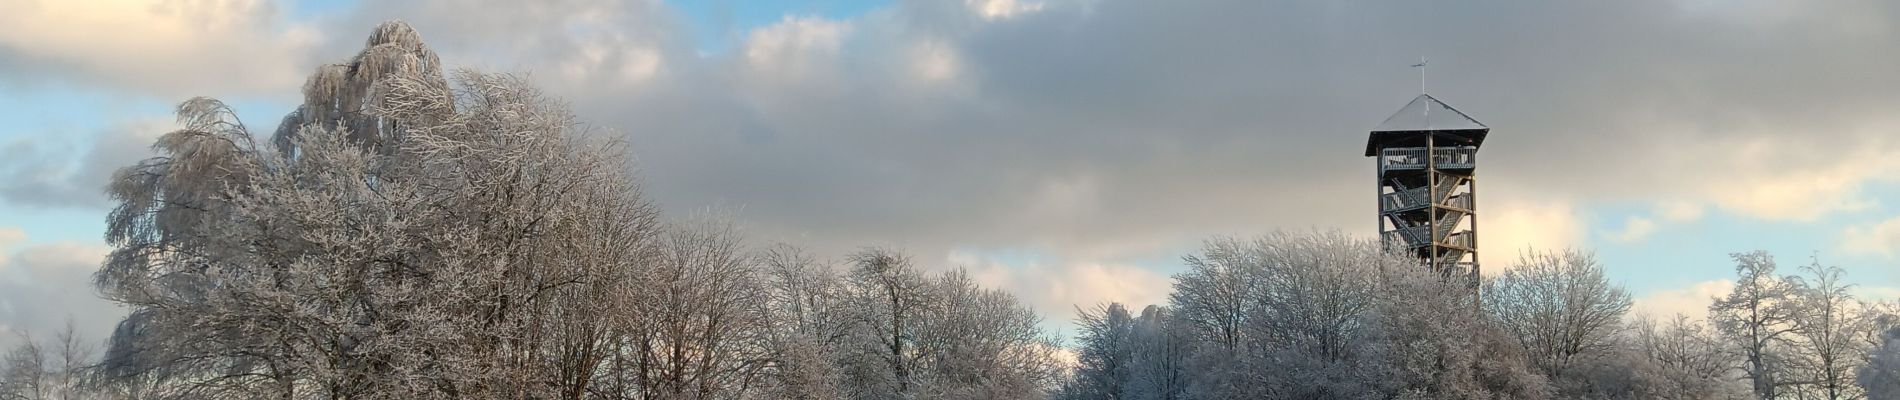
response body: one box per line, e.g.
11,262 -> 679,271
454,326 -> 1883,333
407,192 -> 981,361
0,242 -> 124,345
0,122 -> 160,210
309,0 -> 1900,265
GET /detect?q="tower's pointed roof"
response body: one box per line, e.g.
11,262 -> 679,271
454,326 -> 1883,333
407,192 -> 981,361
1373,94 -> 1486,132
1364,94 -> 1489,156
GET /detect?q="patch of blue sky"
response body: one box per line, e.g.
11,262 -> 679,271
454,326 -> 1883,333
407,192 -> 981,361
669,0 -> 891,53
0,206 -> 106,246
1588,189 -> 1900,295
288,0 -> 358,19
0,83 -> 160,141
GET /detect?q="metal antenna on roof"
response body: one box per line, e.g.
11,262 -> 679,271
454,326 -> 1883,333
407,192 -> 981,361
1412,56 -> 1430,129
1411,56 -> 1429,95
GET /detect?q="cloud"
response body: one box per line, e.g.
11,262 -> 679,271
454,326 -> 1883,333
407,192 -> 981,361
1842,215 -> 1900,258
966,0 -> 1045,20
951,250 -> 1176,327
743,16 -> 849,77
0,231 -> 125,344
1699,144 -> 1891,222
1608,217 -> 1659,244
323,0 -> 691,96
0,118 -> 169,209
1606,200 -> 1706,243
1631,279 -> 1734,322
1480,198 -> 1586,273
0,0 -> 320,97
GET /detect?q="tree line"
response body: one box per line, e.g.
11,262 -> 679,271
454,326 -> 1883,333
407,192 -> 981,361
1059,237 -> 1900,399
2,20 -> 1898,400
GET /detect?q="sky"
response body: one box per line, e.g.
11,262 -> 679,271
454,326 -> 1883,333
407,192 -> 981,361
1,0 -> 1898,343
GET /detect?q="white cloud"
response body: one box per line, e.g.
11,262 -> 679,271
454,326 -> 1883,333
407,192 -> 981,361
1692,135 -> 1900,222
561,38 -> 663,85
1608,217 -> 1659,243
1656,200 -> 1706,221
908,39 -> 963,86
1605,200 -> 1705,243
0,0 -> 320,96
1843,215 -> 1900,258
0,227 -> 21,249
1479,198 -> 1586,274
1631,279 -> 1734,322
966,0 -> 1045,20
951,250 -> 1175,327
742,16 -> 849,82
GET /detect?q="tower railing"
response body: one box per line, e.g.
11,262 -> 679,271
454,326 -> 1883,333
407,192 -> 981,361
1445,193 -> 1473,211
1379,177 -> 1468,212
1380,188 -> 1431,211
1379,146 -> 1477,170
1381,226 -> 1476,250
1383,226 -> 1431,247
1444,231 -> 1474,250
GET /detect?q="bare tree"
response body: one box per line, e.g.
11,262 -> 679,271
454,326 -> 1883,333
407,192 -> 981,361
1065,303 -> 1135,399
1710,251 -> 1800,399
1862,325 -> 1900,400
1159,231 -> 1550,400
1125,306 -> 1189,400
1785,259 -> 1872,400
1626,314 -> 1745,399
829,248 -> 1061,400
1,333 -> 49,400
620,217 -> 769,399
1483,249 -> 1633,385
0,323 -> 105,400
1169,239 -> 1258,354
755,245 -> 847,400
839,248 -> 932,398
913,270 -> 1062,399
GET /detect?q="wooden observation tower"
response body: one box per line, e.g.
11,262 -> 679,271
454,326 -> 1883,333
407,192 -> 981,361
1367,94 -> 1488,284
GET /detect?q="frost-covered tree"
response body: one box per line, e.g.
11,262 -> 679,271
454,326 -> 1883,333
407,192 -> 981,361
1170,239 -> 1258,354
1158,231 -> 1549,400
1862,325 -> 1900,400
1367,259 -> 1553,400
833,248 -> 1061,400
912,270 -> 1063,399
756,245 -> 848,400
1483,249 -> 1633,390
1624,314 -> 1746,399
95,21 -> 664,399
1784,260 -> 1872,400
1,324 -> 104,400
839,248 -> 934,398
1710,251 -> 1801,399
1065,303 -> 1136,399
616,217 -> 770,398
1124,305 -> 1190,400
1057,303 -> 1190,400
